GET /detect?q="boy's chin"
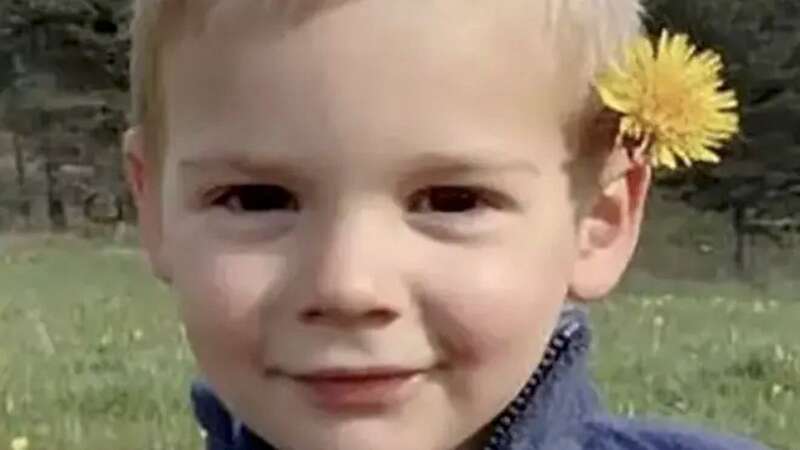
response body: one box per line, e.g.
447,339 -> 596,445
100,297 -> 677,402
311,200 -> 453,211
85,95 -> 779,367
255,417 -> 460,450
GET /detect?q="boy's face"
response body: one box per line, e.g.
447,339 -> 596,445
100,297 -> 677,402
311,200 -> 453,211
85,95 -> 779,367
129,2 -> 647,450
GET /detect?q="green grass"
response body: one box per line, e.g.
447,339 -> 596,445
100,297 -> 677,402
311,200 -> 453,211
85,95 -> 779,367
1,235 -> 797,450
0,236 -> 199,450
593,293 -> 798,450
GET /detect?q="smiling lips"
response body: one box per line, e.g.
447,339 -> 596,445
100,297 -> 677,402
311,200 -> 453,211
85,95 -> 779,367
285,367 -> 427,412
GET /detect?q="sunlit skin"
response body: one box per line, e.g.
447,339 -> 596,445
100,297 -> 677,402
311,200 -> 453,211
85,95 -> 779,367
126,1 -> 650,449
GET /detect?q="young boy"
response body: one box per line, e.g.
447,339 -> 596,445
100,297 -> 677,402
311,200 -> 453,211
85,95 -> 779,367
124,1 -> 768,449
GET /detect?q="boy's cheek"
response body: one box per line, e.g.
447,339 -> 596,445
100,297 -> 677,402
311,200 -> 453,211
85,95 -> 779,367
176,280 -> 260,364
167,243 -> 278,370
176,285 -> 269,404
420,248 -> 571,365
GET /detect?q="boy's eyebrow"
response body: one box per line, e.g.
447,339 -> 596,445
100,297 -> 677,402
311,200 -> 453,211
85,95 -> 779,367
402,152 -> 541,177
177,153 -> 306,178
176,150 -> 541,177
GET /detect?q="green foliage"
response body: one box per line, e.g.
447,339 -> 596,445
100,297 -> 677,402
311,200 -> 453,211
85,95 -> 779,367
0,237 -> 797,450
0,0 -> 130,92
0,0 -> 130,126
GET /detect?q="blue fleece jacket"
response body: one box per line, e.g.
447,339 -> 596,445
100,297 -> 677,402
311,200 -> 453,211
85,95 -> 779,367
190,309 -> 771,450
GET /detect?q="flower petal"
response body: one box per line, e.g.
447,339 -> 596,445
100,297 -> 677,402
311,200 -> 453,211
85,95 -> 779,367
595,30 -> 740,170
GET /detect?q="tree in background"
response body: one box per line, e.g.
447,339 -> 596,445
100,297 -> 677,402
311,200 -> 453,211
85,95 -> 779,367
643,0 -> 800,274
0,0 -> 130,230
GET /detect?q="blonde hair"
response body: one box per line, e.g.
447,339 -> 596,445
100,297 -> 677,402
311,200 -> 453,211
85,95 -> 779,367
129,0 -> 643,159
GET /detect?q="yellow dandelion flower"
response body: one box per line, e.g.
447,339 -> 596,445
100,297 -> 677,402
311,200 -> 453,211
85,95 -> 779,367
596,30 -> 740,170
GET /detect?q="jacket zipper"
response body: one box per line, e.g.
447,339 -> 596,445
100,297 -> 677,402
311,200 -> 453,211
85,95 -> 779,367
482,320 -> 581,450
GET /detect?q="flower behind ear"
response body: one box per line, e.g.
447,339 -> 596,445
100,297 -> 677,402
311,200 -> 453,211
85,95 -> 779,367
595,30 -> 740,170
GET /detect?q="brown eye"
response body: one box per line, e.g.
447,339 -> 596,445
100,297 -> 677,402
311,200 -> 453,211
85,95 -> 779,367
409,186 -> 489,213
212,185 -> 299,212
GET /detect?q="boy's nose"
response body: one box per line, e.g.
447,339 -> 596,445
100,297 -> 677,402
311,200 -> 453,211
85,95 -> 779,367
298,212 -> 401,329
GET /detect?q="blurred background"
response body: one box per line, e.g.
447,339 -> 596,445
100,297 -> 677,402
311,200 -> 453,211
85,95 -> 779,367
0,1 -> 797,449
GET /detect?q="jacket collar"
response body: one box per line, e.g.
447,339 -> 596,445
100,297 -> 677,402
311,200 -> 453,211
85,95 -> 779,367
192,307 -> 602,450
490,307 -> 602,450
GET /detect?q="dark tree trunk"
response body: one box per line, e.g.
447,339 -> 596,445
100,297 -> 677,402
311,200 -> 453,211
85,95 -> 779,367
45,159 -> 66,231
12,134 -> 31,226
732,206 -> 756,278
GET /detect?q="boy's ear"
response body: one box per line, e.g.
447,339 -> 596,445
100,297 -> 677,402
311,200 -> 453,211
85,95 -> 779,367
568,159 -> 651,301
123,128 -> 171,284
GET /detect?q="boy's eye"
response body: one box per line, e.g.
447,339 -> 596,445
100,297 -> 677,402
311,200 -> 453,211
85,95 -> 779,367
210,185 -> 299,212
408,186 -> 501,213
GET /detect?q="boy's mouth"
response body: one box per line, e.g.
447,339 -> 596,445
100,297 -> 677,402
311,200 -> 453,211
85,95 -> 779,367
278,366 -> 428,412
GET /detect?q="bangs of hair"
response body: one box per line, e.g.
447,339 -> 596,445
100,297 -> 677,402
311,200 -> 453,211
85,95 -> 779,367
128,0 -> 643,161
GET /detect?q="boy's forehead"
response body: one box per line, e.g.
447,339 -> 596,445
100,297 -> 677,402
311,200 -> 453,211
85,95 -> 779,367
165,0 -> 577,106
161,0 -> 585,166
174,0 -> 560,56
